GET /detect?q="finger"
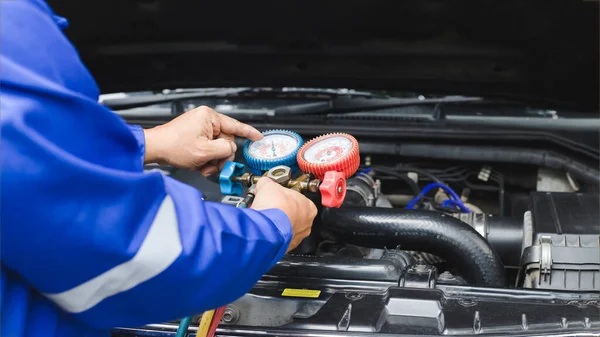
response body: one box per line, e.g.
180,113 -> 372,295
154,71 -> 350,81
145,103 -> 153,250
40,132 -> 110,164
203,138 -> 237,161
216,133 -> 236,163
216,114 -> 263,141
217,133 -> 235,159
208,158 -> 226,171
217,157 -> 233,170
200,164 -> 219,177
217,132 -> 235,142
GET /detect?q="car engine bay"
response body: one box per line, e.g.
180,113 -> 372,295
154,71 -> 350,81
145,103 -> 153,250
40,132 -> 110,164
19,0 -> 599,335
116,126 -> 600,337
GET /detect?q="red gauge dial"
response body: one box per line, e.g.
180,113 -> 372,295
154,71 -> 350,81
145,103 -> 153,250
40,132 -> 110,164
297,133 -> 360,179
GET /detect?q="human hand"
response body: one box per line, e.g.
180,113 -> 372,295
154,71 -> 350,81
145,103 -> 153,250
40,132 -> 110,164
250,177 -> 318,252
142,106 -> 263,176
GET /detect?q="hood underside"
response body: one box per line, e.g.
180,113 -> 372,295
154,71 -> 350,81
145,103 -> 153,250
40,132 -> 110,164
50,0 -> 599,111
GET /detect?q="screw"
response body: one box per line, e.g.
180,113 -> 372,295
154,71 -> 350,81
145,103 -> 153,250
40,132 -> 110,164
221,305 -> 239,324
414,263 -> 429,272
345,292 -> 363,300
438,271 -> 455,281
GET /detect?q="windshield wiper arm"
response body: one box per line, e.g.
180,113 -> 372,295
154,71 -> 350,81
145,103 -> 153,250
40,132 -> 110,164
273,96 -> 485,116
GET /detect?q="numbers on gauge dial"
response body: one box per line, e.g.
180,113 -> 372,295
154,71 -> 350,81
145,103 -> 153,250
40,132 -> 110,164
247,133 -> 299,160
302,136 -> 353,163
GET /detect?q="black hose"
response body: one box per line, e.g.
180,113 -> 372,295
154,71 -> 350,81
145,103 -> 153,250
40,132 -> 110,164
268,255 -> 405,282
321,207 -> 506,287
361,143 -> 600,185
487,216 -> 524,268
370,168 -> 421,196
375,166 -> 444,184
402,145 -> 599,184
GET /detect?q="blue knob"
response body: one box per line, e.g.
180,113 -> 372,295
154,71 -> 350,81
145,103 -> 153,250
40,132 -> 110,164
219,161 -> 246,196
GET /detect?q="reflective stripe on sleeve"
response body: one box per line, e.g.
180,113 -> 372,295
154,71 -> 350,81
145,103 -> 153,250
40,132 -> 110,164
44,195 -> 182,313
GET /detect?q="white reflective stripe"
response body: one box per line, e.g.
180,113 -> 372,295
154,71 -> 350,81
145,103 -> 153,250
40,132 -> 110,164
45,195 -> 182,313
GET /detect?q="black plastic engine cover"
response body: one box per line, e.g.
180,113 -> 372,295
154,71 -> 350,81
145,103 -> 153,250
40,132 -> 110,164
531,192 -> 599,236
112,274 -> 600,337
520,192 -> 600,291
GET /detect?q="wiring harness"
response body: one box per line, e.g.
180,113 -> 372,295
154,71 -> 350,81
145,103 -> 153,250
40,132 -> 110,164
405,182 -> 470,213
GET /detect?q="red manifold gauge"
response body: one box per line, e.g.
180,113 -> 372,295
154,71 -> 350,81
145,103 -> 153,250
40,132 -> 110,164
297,133 -> 360,179
297,133 -> 360,208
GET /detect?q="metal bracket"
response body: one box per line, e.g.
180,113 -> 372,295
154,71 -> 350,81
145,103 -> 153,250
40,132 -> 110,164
539,235 -> 553,282
373,179 -> 381,200
221,195 -> 245,206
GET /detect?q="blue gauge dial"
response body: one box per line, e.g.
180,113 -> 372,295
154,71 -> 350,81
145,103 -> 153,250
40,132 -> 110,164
243,130 -> 303,175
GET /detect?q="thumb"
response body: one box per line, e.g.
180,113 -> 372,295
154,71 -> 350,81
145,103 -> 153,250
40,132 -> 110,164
203,138 -> 237,160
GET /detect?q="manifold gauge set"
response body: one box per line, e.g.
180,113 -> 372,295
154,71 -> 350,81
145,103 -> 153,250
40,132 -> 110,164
219,130 -> 360,208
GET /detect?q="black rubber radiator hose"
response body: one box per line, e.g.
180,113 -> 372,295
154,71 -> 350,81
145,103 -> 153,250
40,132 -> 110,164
321,207 -> 506,287
359,143 -> 599,185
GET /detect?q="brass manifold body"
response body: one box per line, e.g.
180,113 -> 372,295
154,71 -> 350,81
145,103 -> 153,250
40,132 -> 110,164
233,165 -> 321,193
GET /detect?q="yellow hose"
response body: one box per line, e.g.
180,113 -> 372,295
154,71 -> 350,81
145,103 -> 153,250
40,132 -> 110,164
197,310 -> 215,337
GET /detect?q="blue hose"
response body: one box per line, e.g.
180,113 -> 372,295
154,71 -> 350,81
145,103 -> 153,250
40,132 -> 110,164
442,199 -> 469,212
441,199 -> 455,209
358,167 -> 372,176
406,182 -> 470,213
175,316 -> 192,337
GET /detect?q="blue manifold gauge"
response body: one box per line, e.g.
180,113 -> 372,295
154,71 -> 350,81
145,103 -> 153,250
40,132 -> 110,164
243,129 -> 304,175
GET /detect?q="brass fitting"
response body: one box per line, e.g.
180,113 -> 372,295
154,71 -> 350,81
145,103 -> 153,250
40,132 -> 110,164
234,166 -> 322,194
287,173 -> 307,192
231,173 -> 253,186
232,172 -> 268,187
285,173 -> 321,193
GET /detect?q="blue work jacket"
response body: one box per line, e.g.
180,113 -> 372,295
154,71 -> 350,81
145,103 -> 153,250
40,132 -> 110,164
0,1 -> 292,336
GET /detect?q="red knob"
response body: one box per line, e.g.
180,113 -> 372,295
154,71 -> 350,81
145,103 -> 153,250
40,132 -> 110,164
319,171 -> 346,208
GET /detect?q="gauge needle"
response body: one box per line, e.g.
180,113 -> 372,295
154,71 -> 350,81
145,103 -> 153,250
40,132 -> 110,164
271,141 -> 277,156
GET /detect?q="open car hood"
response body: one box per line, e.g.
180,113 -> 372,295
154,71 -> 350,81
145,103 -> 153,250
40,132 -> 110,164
50,0 -> 599,111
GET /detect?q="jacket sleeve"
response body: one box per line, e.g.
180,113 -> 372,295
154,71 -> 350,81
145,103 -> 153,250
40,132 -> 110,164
127,124 -> 147,168
0,0 -> 292,330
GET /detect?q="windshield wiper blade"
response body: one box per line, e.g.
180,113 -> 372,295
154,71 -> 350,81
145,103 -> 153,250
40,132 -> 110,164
102,88 -> 253,110
102,87 -> 379,111
273,96 -> 485,116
